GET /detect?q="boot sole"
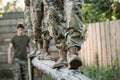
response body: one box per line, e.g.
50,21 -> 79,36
53,63 -> 67,69
68,56 -> 82,69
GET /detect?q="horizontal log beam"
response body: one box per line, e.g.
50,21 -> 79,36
32,57 -> 91,80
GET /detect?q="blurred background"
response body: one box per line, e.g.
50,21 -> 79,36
0,0 -> 25,80
0,0 -> 120,80
0,0 -> 24,13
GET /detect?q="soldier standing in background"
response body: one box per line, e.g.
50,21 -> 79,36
8,23 -> 33,80
24,0 -> 84,69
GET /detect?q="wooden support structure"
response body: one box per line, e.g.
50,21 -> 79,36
32,57 -> 91,80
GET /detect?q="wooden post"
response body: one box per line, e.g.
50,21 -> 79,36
32,57 -> 91,80
27,54 -> 33,80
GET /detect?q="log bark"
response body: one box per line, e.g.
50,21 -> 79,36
32,57 -> 91,80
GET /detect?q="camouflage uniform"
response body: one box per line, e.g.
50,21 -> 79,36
24,0 -> 32,37
65,0 -> 83,49
30,0 -> 43,43
13,59 -> 28,80
24,0 -> 44,80
42,0 -> 83,49
43,0 -> 84,69
30,0 -> 52,58
64,0 -> 84,69
24,0 -> 84,69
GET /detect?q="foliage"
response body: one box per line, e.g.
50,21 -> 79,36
0,0 -> 2,17
80,61 -> 120,80
82,0 -> 120,23
3,2 -> 23,12
42,74 -> 52,80
82,24 -> 88,40
4,2 -> 13,12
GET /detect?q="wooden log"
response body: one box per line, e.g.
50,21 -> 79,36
32,57 -> 91,80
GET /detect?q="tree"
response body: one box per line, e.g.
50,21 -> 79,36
3,1 -> 23,12
0,0 -> 2,17
0,0 -> 2,13
4,2 -> 13,12
82,0 -> 120,23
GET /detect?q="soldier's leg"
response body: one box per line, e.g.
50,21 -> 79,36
24,0 -> 33,38
53,36 -> 67,68
13,59 -> 22,80
40,30 -> 52,59
40,35 -> 52,59
30,0 -> 43,48
38,0 -> 52,58
24,0 -> 43,80
21,60 -> 28,80
43,0 -> 67,68
65,0 -> 83,69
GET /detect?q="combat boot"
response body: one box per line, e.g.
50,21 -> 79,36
67,46 -> 82,69
52,49 -> 67,69
39,40 -> 51,60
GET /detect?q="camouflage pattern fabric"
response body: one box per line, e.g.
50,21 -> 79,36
29,0 -> 43,43
24,0 -> 84,53
43,0 -> 66,50
43,0 -> 84,50
13,58 -> 28,80
65,0 -> 84,50
24,0 -> 32,38
24,0 -> 51,44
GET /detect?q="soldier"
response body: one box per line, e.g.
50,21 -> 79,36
24,0 -> 52,79
24,0 -> 84,69
64,0 -> 83,69
8,23 -> 33,80
24,0 -> 44,80
43,0 -> 84,69
30,0 -> 51,58
24,0 -> 54,61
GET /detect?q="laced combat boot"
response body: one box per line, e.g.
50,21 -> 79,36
39,40 -> 52,60
67,46 -> 82,69
52,49 -> 67,69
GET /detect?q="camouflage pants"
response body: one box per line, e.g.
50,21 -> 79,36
24,0 -> 84,50
65,0 -> 84,50
24,0 -> 43,43
24,5 -> 33,39
13,58 -> 28,80
44,0 -> 84,50
30,0 -> 43,43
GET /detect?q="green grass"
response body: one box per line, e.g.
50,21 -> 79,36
42,74 -> 52,80
80,63 -> 120,80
